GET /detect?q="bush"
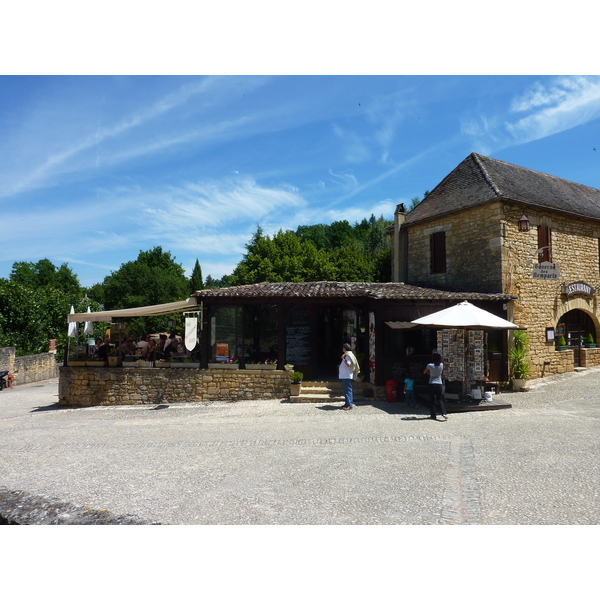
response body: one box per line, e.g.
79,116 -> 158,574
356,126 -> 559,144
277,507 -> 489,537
291,371 -> 303,384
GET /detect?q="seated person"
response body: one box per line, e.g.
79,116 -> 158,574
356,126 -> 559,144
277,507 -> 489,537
162,338 -> 180,358
119,339 -> 136,356
144,339 -> 157,362
136,335 -> 150,351
96,339 -> 111,361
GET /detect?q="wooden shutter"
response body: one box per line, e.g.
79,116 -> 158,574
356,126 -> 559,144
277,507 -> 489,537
538,226 -> 552,263
430,231 -> 446,273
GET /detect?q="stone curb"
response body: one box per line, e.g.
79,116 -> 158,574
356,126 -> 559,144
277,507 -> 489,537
0,487 -> 160,525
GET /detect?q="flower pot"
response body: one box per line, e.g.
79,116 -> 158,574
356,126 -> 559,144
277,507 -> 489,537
556,346 -> 569,351
245,364 -> 276,370
155,361 -> 171,368
511,378 -> 527,391
584,344 -> 597,349
290,383 -> 302,396
208,363 -> 239,369
107,357 -> 119,367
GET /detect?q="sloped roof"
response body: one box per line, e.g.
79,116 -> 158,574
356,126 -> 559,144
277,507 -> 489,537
406,153 -> 600,224
192,281 -> 514,301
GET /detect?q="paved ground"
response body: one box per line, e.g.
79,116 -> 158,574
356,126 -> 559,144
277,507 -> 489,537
1,368 -> 599,525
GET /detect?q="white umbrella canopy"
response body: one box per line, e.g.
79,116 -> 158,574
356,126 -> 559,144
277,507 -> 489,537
84,307 -> 94,336
411,301 -> 521,330
67,306 -> 78,338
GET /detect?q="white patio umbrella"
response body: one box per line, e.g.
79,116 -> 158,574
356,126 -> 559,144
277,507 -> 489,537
411,301 -> 520,330
84,306 -> 94,336
411,301 -> 521,397
67,306 -> 78,338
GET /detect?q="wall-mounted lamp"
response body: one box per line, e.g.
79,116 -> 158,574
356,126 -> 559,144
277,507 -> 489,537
518,215 -> 531,232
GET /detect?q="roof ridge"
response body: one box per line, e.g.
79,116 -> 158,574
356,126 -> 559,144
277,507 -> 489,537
470,153 -> 502,197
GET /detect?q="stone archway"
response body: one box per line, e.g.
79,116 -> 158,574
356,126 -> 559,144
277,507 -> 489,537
558,309 -> 597,367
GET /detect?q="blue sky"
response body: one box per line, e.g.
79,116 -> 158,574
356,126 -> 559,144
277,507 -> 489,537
1,74 -> 600,288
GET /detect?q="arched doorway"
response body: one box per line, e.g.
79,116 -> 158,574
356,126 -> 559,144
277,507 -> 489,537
560,309 -> 597,367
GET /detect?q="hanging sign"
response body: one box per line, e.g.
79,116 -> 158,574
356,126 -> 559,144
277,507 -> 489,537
562,281 -> 595,298
185,317 -> 198,351
532,262 -> 560,280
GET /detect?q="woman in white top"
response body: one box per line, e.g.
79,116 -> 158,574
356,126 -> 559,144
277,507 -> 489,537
424,352 -> 447,420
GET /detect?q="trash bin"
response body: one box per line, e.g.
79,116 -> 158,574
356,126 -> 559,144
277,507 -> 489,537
386,379 -> 398,402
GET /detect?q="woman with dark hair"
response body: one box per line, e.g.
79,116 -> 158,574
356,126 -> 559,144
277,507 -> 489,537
424,352 -> 447,420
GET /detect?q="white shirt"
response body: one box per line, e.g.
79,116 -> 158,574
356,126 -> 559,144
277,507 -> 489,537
339,354 -> 353,379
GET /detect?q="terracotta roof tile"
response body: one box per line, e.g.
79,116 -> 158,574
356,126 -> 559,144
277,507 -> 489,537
193,281 -> 515,301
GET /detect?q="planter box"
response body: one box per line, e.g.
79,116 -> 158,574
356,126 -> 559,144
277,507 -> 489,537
107,357 -> 119,367
556,346 -> 569,351
245,364 -> 276,370
208,363 -> 239,369
155,362 -> 171,368
67,361 -> 87,367
86,361 -> 107,367
290,383 -> 301,396
170,362 -> 200,368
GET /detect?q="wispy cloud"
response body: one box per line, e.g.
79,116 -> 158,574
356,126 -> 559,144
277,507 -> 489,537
461,76 -> 600,153
506,76 -> 600,144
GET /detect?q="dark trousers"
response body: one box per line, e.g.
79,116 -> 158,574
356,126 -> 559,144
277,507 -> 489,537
428,383 -> 446,417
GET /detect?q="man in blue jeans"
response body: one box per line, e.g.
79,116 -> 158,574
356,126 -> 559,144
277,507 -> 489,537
339,343 -> 356,410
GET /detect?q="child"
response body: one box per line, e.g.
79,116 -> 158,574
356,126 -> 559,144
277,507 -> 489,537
404,373 -> 416,407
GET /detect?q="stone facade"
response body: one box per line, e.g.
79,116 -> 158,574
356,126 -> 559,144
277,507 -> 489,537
58,367 -> 294,407
393,199 -> 600,380
0,347 -> 59,385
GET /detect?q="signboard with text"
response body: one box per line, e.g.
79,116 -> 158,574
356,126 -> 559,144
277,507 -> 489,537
532,262 -> 560,280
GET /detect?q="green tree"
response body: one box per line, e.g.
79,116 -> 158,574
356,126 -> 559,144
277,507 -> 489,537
189,259 -> 204,293
10,259 -> 82,301
101,247 -> 189,338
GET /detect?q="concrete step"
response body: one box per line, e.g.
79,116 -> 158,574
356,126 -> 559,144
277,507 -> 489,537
290,381 -> 374,403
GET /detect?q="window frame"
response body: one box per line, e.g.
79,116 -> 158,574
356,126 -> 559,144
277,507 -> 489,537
430,231 -> 446,274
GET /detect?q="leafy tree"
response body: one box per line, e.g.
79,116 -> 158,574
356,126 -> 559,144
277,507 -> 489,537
189,259 -> 204,293
204,274 -> 233,289
10,259 -> 82,302
101,247 -> 189,338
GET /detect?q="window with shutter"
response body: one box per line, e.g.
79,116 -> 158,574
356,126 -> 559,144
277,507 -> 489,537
538,226 -> 552,263
430,231 -> 446,273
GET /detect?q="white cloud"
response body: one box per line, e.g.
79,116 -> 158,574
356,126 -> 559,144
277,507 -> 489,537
461,76 -> 600,152
506,76 -> 600,144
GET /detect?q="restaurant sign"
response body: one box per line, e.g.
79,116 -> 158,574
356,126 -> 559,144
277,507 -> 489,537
562,281 -> 595,298
532,261 -> 560,280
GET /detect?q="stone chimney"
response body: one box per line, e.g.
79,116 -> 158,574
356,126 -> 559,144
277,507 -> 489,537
392,204 -> 408,282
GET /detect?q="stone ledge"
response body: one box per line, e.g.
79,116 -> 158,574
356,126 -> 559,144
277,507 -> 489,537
0,487 -> 159,525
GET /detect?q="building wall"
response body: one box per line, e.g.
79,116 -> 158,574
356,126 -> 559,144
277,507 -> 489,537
399,201 -> 600,379
58,367 -> 293,406
501,205 -> 600,378
405,202 -> 505,293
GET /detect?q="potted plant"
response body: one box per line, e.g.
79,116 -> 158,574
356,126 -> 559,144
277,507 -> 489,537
284,364 -> 294,371
584,333 -> 597,348
509,330 -> 530,391
208,357 -> 239,369
67,352 -> 88,367
246,358 -> 277,370
290,371 -> 303,396
556,335 -> 569,351
106,348 -> 119,367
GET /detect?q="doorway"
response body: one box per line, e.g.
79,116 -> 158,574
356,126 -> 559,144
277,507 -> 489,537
561,309 -> 596,367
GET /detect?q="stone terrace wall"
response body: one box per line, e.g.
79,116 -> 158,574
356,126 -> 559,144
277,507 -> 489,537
58,367 -> 293,406
0,347 -> 59,385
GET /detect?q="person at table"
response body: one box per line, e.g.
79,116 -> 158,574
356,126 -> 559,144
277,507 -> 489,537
96,338 -> 110,361
144,338 -> 157,362
163,338 -> 180,359
119,339 -> 136,357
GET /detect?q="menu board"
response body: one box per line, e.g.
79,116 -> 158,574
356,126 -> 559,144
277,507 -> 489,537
286,309 -> 311,365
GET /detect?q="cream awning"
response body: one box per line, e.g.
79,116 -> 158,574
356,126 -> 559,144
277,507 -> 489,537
67,297 -> 200,323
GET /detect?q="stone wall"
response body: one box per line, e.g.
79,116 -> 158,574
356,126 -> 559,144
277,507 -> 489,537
0,347 -> 59,385
58,367 -> 293,406
401,201 -> 600,379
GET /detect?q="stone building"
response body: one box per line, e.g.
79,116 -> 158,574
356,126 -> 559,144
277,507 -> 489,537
390,152 -> 600,378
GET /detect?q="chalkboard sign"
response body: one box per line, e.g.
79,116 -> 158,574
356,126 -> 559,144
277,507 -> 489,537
286,309 -> 311,364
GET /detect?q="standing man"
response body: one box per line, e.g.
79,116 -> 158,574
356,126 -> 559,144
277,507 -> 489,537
340,343 -> 359,411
